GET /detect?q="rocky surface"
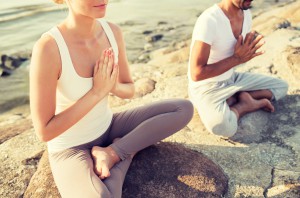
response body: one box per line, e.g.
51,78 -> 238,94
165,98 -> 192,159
0,1 -> 300,198
122,143 -> 228,198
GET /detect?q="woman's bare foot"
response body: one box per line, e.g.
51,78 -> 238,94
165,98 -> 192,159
231,92 -> 275,119
91,145 -> 120,180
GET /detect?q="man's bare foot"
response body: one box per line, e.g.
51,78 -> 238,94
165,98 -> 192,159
262,100 -> 275,112
91,145 -> 120,179
231,92 -> 275,119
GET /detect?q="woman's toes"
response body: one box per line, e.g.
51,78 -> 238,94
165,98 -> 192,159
94,166 -> 102,176
100,166 -> 111,179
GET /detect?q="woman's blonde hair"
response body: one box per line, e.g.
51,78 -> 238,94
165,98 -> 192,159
53,0 -> 64,4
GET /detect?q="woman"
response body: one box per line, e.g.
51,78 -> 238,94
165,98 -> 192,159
29,0 -> 194,197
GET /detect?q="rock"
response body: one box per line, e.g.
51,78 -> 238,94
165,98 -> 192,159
24,151 -> 60,198
121,20 -> 137,26
158,26 -> 175,32
0,64 -> 13,76
150,47 -> 173,60
275,19 -> 291,30
1,55 -> 15,69
0,130 -> 46,198
0,116 -> 33,144
23,143 -> 228,198
252,1 -> 300,35
134,78 -> 156,98
286,46 -> 300,80
0,52 -> 30,77
157,21 -> 168,25
1,54 -> 8,65
137,53 -> 150,63
142,30 -> 153,35
123,142 -> 228,197
109,94 -> 129,107
230,111 -> 269,144
266,169 -> 300,198
12,51 -> 31,61
148,46 -> 189,66
144,43 -> 153,51
145,34 -> 164,42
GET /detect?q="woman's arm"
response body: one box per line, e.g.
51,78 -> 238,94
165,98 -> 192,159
109,23 -> 135,99
30,36 -> 117,142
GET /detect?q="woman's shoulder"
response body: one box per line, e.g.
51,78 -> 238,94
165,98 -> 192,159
31,33 -> 61,74
33,34 -> 59,58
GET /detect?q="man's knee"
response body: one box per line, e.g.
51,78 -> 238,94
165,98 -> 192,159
273,79 -> 289,100
205,118 -> 237,137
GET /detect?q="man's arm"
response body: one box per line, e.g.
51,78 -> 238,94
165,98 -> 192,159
190,32 -> 265,82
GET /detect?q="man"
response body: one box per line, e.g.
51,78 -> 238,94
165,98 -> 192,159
188,0 -> 288,137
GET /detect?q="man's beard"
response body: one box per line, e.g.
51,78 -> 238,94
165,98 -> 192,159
240,0 -> 253,10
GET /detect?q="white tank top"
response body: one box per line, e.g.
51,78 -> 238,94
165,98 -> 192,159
46,19 -> 118,153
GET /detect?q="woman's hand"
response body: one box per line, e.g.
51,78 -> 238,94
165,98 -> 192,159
233,31 -> 265,64
91,48 -> 119,98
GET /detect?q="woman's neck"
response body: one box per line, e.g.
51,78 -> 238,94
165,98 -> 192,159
62,12 -> 101,40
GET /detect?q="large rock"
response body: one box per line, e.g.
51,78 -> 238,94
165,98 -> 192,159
0,130 -> 46,198
134,78 -> 156,98
25,143 -> 228,198
123,143 -> 228,198
0,105 -> 32,144
24,151 -> 60,198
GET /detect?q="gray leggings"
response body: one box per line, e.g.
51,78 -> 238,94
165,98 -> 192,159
49,99 -> 193,198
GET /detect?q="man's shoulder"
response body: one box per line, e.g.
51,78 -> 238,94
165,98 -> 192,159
198,4 -> 220,22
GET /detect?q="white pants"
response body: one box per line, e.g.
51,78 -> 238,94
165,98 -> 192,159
189,72 -> 288,137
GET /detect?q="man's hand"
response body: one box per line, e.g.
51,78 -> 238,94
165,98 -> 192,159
233,31 -> 265,63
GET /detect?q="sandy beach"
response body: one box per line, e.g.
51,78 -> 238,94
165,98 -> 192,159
0,0 -> 300,197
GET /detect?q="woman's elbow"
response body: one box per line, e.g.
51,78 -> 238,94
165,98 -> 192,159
34,127 -> 51,142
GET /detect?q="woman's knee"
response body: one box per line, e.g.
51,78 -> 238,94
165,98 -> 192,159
174,99 -> 194,124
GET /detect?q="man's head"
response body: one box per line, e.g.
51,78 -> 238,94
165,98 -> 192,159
233,0 -> 253,10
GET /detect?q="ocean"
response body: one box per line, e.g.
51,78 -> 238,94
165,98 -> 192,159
0,0 -> 293,62
0,0 -> 294,113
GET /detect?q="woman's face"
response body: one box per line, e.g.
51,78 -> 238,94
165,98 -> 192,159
67,0 -> 109,18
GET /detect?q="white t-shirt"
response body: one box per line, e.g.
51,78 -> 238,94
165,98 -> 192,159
188,4 -> 252,85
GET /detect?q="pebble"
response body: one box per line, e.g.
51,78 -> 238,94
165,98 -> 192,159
145,34 -> 164,42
